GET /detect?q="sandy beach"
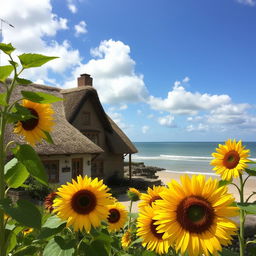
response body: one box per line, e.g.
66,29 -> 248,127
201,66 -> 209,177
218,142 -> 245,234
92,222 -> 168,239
118,170 -> 256,212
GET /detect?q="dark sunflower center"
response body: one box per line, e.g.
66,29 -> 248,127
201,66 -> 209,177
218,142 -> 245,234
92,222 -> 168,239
71,189 -> 96,215
223,150 -> 240,169
150,220 -> 164,240
176,196 -> 215,234
149,196 -> 162,206
108,209 -> 121,223
21,108 -> 39,131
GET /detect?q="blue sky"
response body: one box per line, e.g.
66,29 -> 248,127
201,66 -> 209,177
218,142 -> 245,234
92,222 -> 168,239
1,0 -> 256,141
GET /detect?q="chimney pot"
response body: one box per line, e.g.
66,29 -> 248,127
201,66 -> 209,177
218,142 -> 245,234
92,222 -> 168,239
77,74 -> 93,87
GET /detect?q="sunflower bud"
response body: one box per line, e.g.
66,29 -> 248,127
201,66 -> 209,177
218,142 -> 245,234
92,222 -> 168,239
127,187 -> 141,202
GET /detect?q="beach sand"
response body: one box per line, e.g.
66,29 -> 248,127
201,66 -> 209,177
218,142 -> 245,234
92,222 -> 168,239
118,170 -> 256,212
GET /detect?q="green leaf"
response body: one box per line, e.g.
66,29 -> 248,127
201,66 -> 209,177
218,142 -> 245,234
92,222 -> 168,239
43,236 -> 75,256
21,90 -> 63,103
245,168 -> 256,176
18,53 -> 58,69
12,245 -> 38,256
81,240 -> 109,256
38,223 -> 66,240
42,215 -> 65,229
13,144 -> 48,186
94,231 -> 113,243
218,179 -> 232,187
218,248 -> 239,255
0,65 -> 14,82
16,77 -> 32,85
4,158 -> 29,188
131,237 -> 143,246
142,251 -> 158,256
4,229 -> 17,254
237,203 -> 256,214
43,131 -> 54,144
0,92 -> 7,106
0,43 -> 15,55
9,60 -> 18,68
0,199 -> 41,229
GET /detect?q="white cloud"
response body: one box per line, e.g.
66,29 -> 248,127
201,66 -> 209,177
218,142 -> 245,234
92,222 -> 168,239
137,110 -> 142,115
158,115 -> 176,127
186,123 -> 209,132
236,0 -> 255,6
142,125 -> 149,134
64,39 -> 149,104
74,21 -> 87,36
149,84 -> 230,115
0,0 -> 81,84
119,104 -> 128,110
207,103 -> 250,125
68,4 -> 77,13
182,76 -> 190,83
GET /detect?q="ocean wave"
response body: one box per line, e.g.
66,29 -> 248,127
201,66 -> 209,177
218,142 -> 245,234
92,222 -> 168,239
132,154 -> 213,162
132,154 -> 256,162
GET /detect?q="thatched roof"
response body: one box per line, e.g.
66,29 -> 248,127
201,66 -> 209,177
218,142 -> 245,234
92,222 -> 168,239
2,82 -> 103,155
61,86 -> 138,154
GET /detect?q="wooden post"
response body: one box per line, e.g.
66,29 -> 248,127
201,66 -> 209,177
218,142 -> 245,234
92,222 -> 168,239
129,154 -> 132,182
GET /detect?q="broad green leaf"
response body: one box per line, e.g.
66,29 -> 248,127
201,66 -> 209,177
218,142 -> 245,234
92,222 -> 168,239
7,103 -> 35,123
43,131 -> 54,144
38,223 -> 66,240
0,65 -> 14,82
4,229 -> 17,254
21,90 -> 63,103
81,240 -> 109,256
142,251 -> 158,256
131,237 -> 143,246
237,203 -> 256,214
0,43 -> 15,55
13,144 -> 48,186
4,158 -> 29,188
245,168 -> 256,176
42,215 -> 65,229
0,92 -> 7,106
0,199 -> 41,229
18,53 -> 58,69
16,77 -> 32,85
218,179 -> 232,187
94,231 -> 113,243
43,236 -> 75,256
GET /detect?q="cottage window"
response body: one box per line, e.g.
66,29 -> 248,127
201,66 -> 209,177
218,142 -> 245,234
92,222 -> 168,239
91,160 -> 104,179
43,160 -> 59,183
84,132 -> 99,145
83,112 -> 91,125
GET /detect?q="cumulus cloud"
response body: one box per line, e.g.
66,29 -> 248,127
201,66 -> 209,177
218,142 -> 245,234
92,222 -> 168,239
74,21 -> 87,36
236,0 -> 255,6
142,125 -> 149,134
64,39 -> 149,104
158,115 -> 176,127
0,0 -> 81,85
149,84 -> 230,115
68,4 -> 77,13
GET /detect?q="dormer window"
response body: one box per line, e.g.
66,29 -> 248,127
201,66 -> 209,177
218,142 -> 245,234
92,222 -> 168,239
83,131 -> 99,145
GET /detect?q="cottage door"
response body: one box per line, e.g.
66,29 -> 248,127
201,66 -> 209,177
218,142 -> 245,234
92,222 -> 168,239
72,158 -> 83,179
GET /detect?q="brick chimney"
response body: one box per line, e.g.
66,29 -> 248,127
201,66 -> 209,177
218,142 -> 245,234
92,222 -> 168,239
77,74 -> 93,87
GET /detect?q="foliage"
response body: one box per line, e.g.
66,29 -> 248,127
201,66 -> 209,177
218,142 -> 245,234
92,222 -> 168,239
0,43 -> 255,256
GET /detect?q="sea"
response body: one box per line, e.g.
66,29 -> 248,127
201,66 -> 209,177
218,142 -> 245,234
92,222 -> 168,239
131,142 -> 256,175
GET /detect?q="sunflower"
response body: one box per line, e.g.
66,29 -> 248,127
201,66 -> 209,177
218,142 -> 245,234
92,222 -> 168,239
137,205 -> 170,255
53,175 -> 112,232
127,187 -> 141,202
44,192 -> 57,213
121,229 -> 132,249
107,202 -> 128,232
14,99 -> 54,145
138,185 -> 166,209
22,228 -> 33,236
211,139 -> 250,180
153,175 -> 238,256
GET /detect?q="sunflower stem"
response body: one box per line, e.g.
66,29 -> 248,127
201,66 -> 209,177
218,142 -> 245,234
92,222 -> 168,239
238,174 -> 246,256
128,200 -> 133,228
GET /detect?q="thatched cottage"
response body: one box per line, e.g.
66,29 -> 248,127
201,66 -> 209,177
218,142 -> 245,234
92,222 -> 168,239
4,74 -> 137,184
